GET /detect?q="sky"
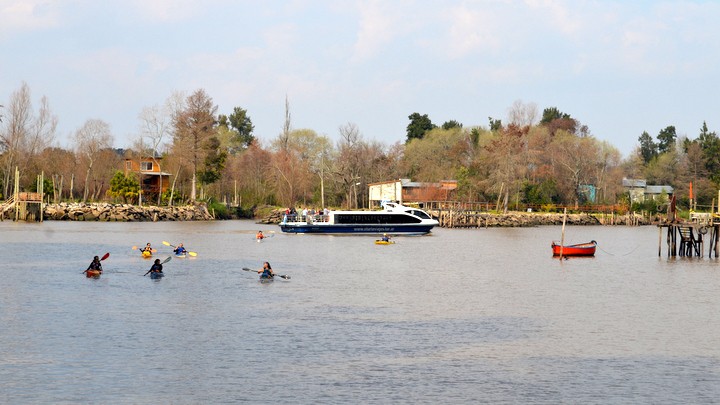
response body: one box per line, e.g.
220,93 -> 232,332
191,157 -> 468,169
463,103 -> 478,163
2,0 -> 720,158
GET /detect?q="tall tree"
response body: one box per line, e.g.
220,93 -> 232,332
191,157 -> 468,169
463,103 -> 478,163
488,117 -> 502,132
224,106 -> 255,153
0,82 -> 57,198
73,119 -> 114,202
197,136 -> 227,185
336,123 -> 369,208
656,125 -> 677,154
548,131 -> 600,206
481,124 -> 529,212
406,113 -> 435,142
172,89 -> 218,201
638,131 -> 658,164
269,130 -> 313,207
403,127 -> 471,182
441,120 -> 463,130
540,107 -> 576,135
507,100 -> 538,128
697,121 -> 720,182
540,107 -> 570,124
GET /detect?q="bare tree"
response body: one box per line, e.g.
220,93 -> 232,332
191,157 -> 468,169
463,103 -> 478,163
73,119 -> 114,202
276,94 -> 291,151
0,82 -> 57,197
335,123 -> 365,208
507,100 -> 538,128
136,95 -> 179,204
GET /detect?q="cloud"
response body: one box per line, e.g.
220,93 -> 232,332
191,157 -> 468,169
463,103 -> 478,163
126,0 -> 210,22
443,5 -> 504,58
0,0 -> 61,39
351,0 -> 412,62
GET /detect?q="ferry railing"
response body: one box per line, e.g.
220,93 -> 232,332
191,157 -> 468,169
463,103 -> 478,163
283,214 -> 331,224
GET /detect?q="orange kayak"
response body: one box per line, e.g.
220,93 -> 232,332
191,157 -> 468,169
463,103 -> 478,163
86,270 -> 101,278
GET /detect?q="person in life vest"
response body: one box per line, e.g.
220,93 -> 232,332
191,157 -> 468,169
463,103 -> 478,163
173,243 -> 187,255
256,231 -> 264,240
144,259 -> 163,276
257,261 -> 274,279
381,233 -> 391,242
85,256 -> 103,274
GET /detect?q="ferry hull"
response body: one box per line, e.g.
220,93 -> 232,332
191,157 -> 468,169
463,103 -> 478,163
279,224 -> 435,235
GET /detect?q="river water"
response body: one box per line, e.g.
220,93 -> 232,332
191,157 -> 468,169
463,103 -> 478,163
1,220 -> 719,404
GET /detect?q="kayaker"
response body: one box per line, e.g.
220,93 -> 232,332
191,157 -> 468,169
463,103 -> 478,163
85,256 -> 103,274
381,233 -> 391,242
256,230 -> 264,240
144,259 -> 163,276
173,243 -> 187,255
141,243 -> 153,254
257,261 -> 274,279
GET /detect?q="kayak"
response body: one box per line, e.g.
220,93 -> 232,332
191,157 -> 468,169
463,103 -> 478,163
375,240 -> 395,245
141,250 -> 152,258
259,275 -> 274,283
149,272 -> 164,279
174,253 -> 187,258
85,270 -> 101,278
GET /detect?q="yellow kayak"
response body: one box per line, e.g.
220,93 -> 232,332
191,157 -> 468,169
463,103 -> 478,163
375,240 -> 395,245
141,250 -> 152,258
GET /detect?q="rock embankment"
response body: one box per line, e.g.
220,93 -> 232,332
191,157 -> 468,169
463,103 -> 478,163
434,211 -> 652,227
42,202 -> 214,221
256,209 -> 286,224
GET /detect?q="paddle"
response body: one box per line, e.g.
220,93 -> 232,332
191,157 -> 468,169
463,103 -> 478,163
132,245 -> 157,253
241,267 -> 290,280
143,256 -> 173,276
82,252 -> 110,274
161,241 -> 198,257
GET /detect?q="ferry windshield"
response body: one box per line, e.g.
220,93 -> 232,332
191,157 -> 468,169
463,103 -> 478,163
409,210 -> 431,219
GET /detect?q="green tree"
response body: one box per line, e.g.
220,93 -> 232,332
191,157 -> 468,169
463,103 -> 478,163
540,107 -> 570,124
198,136 -> 227,185
657,125 -> 676,154
218,106 -> 255,153
441,120 -> 462,130
107,171 -> 139,203
540,107 -> 576,135
406,113 -> 435,142
697,121 -> 720,182
488,117 -> 502,132
638,131 -> 657,164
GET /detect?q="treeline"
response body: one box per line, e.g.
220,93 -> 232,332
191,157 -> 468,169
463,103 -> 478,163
0,84 -> 715,212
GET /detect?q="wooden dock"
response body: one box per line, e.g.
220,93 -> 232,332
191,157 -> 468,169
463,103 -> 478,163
1,168 -> 44,222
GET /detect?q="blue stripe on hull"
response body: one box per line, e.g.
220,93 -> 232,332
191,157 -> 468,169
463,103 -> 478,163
279,224 -> 434,234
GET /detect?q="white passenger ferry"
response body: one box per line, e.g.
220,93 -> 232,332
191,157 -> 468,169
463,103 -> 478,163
279,202 -> 438,235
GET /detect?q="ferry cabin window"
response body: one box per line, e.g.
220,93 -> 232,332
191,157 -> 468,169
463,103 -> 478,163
410,210 -> 431,219
334,214 -> 421,224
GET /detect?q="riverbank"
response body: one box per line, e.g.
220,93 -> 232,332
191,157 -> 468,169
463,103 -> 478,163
3,202 -> 215,221
433,210 -> 656,227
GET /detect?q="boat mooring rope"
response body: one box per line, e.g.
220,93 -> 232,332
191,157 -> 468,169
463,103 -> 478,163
597,244 -> 640,256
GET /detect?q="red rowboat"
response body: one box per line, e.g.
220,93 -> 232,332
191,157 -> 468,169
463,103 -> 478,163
551,240 -> 597,257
